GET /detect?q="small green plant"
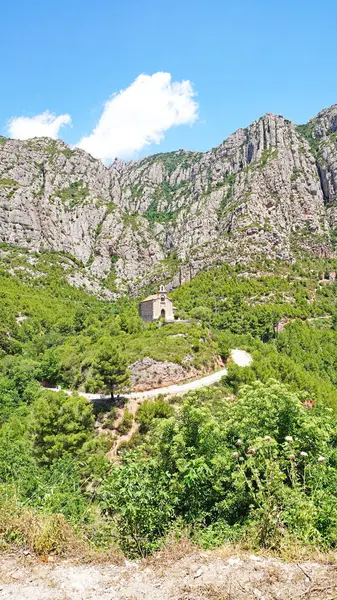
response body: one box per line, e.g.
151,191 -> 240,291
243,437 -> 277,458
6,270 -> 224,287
259,148 -> 278,168
118,408 -> 133,434
102,408 -> 118,429
0,178 -> 19,188
55,180 -> 89,210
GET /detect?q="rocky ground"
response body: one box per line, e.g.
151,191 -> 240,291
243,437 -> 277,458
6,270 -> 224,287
1,548 -> 336,599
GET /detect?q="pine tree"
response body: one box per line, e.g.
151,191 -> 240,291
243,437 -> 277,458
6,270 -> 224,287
91,343 -> 130,400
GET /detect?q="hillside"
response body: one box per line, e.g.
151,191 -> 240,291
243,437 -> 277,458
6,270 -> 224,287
2,106 -> 337,567
1,104 -> 337,296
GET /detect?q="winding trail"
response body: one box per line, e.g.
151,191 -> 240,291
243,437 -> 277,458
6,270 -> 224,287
48,367 -> 228,402
48,368 -> 228,458
47,351 -> 255,457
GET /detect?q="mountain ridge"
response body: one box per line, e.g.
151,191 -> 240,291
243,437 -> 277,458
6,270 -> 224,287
1,105 -> 337,297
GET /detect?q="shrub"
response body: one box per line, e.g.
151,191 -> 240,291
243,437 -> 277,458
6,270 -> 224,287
136,398 -> 174,433
117,408 -> 133,435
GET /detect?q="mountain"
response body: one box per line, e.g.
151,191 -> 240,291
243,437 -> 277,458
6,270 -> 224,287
1,104 -> 337,296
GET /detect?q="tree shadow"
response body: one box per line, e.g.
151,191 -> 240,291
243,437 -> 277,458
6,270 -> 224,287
91,394 -> 128,417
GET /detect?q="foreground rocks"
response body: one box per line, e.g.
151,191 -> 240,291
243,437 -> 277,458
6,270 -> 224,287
0,549 -> 336,599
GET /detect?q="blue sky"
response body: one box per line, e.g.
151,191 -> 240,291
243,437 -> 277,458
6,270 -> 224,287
1,0 -> 337,162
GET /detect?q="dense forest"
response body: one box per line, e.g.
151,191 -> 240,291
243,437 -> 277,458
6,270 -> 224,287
1,245 -> 337,558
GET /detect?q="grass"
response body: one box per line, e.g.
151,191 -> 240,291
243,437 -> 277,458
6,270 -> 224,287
0,495 -> 85,556
0,495 -> 124,562
0,178 -> 19,188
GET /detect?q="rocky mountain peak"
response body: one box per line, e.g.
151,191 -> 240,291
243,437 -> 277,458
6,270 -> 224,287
303,104 -> 337,139
0,105 -> 336,297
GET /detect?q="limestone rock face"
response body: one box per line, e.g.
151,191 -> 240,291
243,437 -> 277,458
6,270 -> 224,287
309,106 -> 337,210
0,105 -> 337,296
130,357 -> 198,391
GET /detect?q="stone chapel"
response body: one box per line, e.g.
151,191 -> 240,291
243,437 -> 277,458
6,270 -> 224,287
139,285 -> 175,322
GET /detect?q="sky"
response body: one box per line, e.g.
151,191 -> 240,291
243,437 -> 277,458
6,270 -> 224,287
1,0 -> 337,163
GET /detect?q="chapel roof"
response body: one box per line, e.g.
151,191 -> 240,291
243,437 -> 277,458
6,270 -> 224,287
141,294 -> 159,302
141,291 -> 172,302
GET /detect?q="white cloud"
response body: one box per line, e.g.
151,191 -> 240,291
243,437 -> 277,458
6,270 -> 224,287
76,72 -> 198,162
7,111 -> 72,140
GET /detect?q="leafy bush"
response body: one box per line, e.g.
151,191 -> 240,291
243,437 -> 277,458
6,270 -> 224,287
101,380 -> 337,555
100,456 -> 175,556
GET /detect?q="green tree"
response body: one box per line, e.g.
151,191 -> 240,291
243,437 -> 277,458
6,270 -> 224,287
190,305 -> 213,324
30,390 -> 94,465
89,342 -> 130,400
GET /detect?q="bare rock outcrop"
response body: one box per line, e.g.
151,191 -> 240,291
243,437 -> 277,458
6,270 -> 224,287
130,357 -> 198,391
1,104 -> 337,296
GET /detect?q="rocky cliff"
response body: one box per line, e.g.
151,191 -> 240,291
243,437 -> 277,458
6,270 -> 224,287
1,105 -> 337,296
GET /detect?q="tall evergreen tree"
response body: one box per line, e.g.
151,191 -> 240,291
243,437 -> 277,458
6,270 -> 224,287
91,342 -> 130,400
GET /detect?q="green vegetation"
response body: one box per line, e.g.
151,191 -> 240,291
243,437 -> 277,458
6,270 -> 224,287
61,148 -> 73,159
26,139 -> 74,160
296,123 -> 322,156
217,173 -> 236,217
55,180 -> 89,210
117,408 -> 133,434
144,198 -> 179,223
144,181 -> 182,223
143,150 -> 202,175
0,178 -> 19,188
101,380 -> 337,555
88,342 -> 130,400
30,391 -> 94,465
1,248 -> 337,558
259,148 -> 278,167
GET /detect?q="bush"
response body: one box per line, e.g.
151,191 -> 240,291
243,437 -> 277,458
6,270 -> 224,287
117,408 -> 133,435
136,398 -> 174,433
100,455 -> 175,556
102,381 -> 337,555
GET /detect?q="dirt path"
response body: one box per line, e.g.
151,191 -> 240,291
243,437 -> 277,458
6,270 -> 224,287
107,396 -> 141,458
102,369 -> 228,456
47,368 -> 228,401
48,352 -> 256,456
1,549 -> 336,599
